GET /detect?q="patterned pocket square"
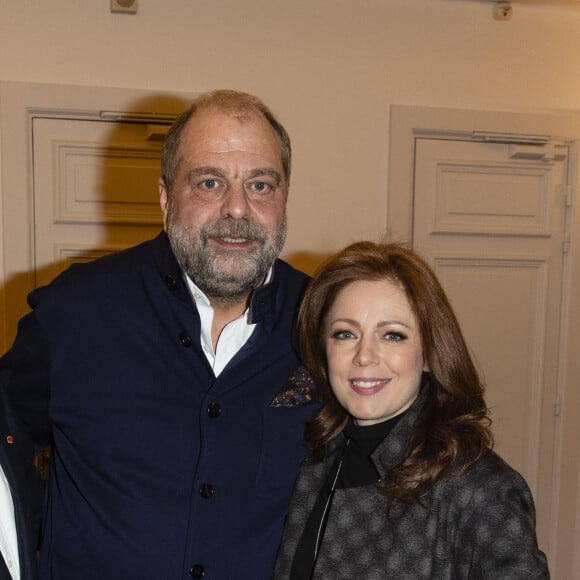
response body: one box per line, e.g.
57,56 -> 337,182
271,365 -> 317,407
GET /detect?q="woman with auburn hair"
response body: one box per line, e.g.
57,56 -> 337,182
274,241 -> 549,579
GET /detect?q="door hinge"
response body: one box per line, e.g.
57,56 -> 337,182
562,185 -> 573,255
564,185 -> 573,208
554,394 -> 562,417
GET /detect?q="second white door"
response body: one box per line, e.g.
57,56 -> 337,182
412,136 -> 568,554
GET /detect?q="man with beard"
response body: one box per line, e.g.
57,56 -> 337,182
0,90 -> 318,580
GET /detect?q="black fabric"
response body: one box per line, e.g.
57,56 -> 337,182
274,385 -> 549,579
0,392 -> 44,580
339,414 -> 405,489
289,451 -> 343,580
0,232 -> 319,580
289,412 -> 407,579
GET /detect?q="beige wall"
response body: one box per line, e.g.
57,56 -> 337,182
1,0 -> 579,577
1,0 -> 579,263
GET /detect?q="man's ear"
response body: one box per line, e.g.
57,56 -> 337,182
158,178 -> 169,231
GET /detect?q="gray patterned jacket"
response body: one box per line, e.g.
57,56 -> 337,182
274,392 -> 549,579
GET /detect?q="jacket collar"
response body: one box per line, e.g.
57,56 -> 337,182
371,378 -> 430,477
153,232 -> 193,305
248,261 -> 284,333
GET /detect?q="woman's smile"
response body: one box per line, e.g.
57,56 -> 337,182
349,377 -> 390,395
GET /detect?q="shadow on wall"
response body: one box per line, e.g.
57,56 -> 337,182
1,93 -> 191,355
285,252 -> 332,277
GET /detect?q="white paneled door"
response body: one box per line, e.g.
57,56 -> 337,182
412,137 -> 568,554
32,116 -> 169,287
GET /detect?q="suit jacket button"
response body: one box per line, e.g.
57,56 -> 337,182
199,483 -> 214,499
207,402 -> 222,418
190,564 -> 205,578
165,275 -> 178,291
180,333 -> 192,347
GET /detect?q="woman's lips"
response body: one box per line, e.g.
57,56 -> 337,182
349,378 -> 390,396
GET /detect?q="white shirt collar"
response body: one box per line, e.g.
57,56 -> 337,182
183,267 -> 273,376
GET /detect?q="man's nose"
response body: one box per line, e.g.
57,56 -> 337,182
220,184 -> 251,219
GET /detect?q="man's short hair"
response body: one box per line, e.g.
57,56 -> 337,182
161,89 -> 292,193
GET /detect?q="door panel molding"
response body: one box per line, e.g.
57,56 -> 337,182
433,253 -> 549,489
432,160 -> 553,236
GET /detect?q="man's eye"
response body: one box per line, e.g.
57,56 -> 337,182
249,181 -> 271,194
201,179 -> 218,190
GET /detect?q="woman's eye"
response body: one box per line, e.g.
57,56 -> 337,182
385,331 -> 406,341
331,330 -> 355,340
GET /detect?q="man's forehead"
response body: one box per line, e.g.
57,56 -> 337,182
189,105 -> 267,129
179,108 -> 283,165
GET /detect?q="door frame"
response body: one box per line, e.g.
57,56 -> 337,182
0,81 -> 195,352
388,104 -> 580,578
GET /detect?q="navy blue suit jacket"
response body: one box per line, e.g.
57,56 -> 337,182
0,393 -> 43,580
1,232 -> 318,580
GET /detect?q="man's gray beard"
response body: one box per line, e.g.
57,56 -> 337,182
167,214 -> 287,304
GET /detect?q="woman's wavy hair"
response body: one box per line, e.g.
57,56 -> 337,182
297,241 -> 493,503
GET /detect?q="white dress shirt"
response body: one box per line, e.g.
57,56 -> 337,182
184,268 -> 272,377
0,463 -> 20,580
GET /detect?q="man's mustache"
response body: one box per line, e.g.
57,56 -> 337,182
202,219 -> 266,243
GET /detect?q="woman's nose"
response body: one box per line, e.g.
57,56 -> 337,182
352,337 -> 379,366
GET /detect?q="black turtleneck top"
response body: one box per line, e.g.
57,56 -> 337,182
289,411 -> 407,579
